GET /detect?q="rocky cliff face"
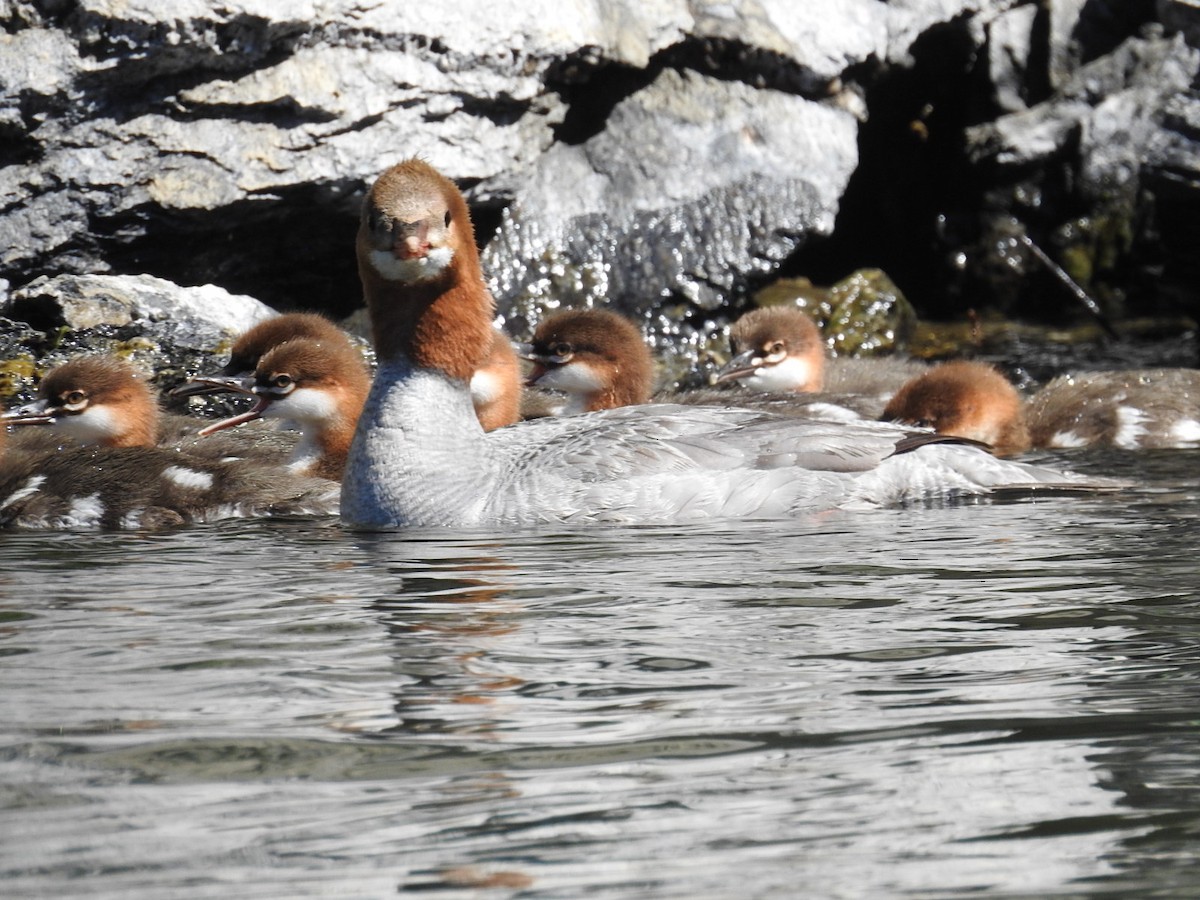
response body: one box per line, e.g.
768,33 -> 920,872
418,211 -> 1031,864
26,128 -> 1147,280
1,1 -> 1197,367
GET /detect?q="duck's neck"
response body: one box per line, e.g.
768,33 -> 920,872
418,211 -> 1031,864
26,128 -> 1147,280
341,358 -> 496,527
361,259 -> 494,382
291,413 -> 356,481
345,248 -> 502,526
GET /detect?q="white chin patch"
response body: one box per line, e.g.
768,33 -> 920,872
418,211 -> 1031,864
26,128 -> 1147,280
266,387 -> 338,426
368,247 -> 454,283
54,406 -> 124,445
742,357 -> 818,393
532,362 -> 605,396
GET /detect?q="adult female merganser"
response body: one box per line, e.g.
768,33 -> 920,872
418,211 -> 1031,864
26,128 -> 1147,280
714,307 -> 928,414
198,336 -> 370,480
0,356 -> 338,529
519,309 -> 655,414
340,159 -> 1103,528
881,360 -> 1032,457
1025,369 -> 1200,450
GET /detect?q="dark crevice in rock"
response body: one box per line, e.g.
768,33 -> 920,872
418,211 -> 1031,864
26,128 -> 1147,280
550,37 -> 831,146
784,18 -> 992,319
454,93 -> 534,128
171,98 -> 339,127
1074,0 -> 1159,65
93,182 -> 365,318
784,8 -> 1179,326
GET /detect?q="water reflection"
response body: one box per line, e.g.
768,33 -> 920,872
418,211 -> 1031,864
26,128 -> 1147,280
2,465 -> 1200,896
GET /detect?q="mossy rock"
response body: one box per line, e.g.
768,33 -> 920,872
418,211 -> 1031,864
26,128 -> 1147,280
752,268 -> 917,356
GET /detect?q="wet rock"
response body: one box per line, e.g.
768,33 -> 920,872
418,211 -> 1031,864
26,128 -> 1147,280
0,274 -> 278,408
1,0 -> 1195,342
486,67 -> 858,327
750,269 -> 918,357
3,0 -> 1024,323
962,24 -> 1200,320
3,274 -> 276,346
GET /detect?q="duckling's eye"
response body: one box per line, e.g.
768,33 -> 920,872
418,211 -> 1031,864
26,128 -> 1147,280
64,390 -> 86,407
273,374 -> 293,389
768,341 -> 785,355
444,210 -> 452,228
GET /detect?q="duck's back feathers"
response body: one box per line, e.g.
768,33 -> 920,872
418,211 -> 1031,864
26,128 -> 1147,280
0,446 -> 338,530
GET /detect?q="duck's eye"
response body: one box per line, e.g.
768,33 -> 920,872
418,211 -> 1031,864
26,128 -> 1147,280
64,390 -> 86,407
275,374 -> 293,388
444,210 -> 452,228
768,342 -> 785,355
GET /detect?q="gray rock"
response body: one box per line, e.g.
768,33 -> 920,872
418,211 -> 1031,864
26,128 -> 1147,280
0,0 -> 1012,320
0,0 -> 1195,348
3,273 -> 276,346
485,68 -> 858,334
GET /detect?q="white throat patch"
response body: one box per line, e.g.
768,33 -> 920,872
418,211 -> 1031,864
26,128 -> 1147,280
368,247 -> 454,283
742,356 -> 819,393
53,406 -> 125,445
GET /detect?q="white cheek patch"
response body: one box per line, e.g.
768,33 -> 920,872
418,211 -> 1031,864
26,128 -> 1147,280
265,387 -> 338,426
532,362 -> 605,396
367,247 -> 454,283
742,356 -> 819,393
53,406 -> 124,445
162,465 -> 215,491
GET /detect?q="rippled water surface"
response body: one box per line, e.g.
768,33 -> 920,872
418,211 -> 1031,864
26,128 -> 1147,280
4,451 -> 1200,898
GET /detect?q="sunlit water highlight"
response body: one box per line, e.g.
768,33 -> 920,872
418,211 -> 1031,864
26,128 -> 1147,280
2,450 -> 1200,898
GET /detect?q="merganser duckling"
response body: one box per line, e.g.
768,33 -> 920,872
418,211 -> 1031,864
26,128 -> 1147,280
716,307 -> 825,393
881,360 -> 1032,457
519,309 -> 654,414
171,312 -> 350,400
198,337 -> 370,480
2,355 -> 295,463
715,307 -> 928,414
0,442 -> 338,530
1026,368 -> 1200,450
3,356 -> 158,448
340,159 -> 1103,528
0,357 -> 338,529
471,329 -> 522,430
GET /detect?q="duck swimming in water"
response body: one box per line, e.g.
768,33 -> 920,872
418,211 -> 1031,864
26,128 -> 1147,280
340,159 -> 1110,529
0,356 -> 338,529
198,336 -> 370,480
